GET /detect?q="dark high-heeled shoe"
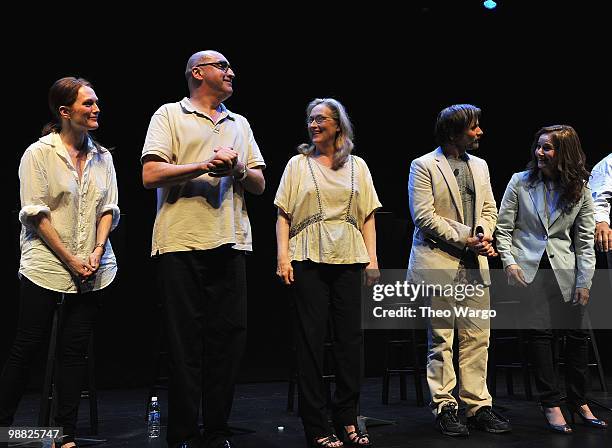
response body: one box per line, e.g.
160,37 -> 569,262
539,406 -> 573,434
334,423 -> 371,447
567,403 -> 609,429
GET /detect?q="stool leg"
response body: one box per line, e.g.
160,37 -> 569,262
588,328 -> 608,393
410,331 -> 425,407
522,366 -> 533,400
413,370 -> 424,407
287,374 -> 296,412
382,341 -> 391,405
39,305 -> 60,427
399,374 -> 407,401
86,334 -> 98,435
518,331 -> 533,400
49,297 -> 67,431
506,369 -> 513,396
382,372 -> 390,405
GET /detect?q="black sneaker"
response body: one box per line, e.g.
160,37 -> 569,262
436,403 -> 469,436
467,406 -> 512,433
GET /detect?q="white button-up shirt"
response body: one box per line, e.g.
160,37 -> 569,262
18,132 -> 120,293
591,153 -> 612,225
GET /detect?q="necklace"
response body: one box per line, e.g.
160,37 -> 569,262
288,155 -> 357,238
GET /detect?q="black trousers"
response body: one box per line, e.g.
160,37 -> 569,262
608,251 -> 612,287
0,277 -> 100,444
522,256 -> 588,408
158,247 -> 247,448
291,261 -> 363,441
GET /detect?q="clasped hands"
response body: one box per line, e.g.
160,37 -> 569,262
466,232 -> 498,258
67,247 -> 104,284
204,147 -> 244,178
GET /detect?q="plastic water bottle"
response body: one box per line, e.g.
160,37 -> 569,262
147,396 -> 161,438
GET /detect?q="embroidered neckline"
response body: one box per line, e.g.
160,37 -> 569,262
288,155 -> 358,239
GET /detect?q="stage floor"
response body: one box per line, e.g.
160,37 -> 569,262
9,374 -> 612,447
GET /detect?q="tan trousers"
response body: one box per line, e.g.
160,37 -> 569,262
426,286 -> 492,417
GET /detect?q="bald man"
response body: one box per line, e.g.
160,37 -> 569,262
142,50 -> 266,448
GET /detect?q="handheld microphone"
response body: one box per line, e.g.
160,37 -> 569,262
475,225 -> 485,238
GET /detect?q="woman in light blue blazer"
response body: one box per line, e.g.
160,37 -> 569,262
496,125 -> 607,434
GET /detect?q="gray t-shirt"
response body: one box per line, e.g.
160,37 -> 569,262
446,154 -> 475,232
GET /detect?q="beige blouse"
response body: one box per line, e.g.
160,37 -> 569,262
275,154 -> 381,264
19,133 -> 120,293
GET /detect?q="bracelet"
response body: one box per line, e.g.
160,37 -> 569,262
236,165 -> 248,181
94,242 -> 105,252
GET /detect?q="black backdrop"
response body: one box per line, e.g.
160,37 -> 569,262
2,2 -> 611,389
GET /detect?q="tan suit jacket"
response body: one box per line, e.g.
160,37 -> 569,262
407,147 -> 498,283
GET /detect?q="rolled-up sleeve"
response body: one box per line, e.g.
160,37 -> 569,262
18,149 -> 50,226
